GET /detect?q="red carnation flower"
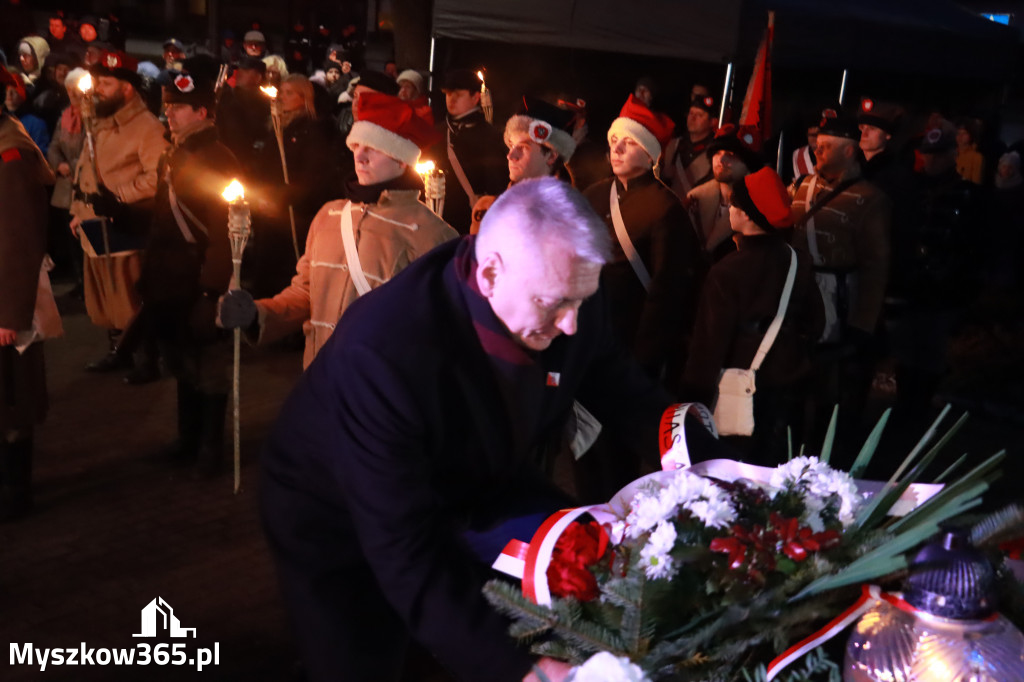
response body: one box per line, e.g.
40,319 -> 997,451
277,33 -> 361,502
546,520 -> 609,601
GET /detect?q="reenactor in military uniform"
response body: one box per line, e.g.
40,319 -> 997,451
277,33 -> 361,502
789,109 -> 891,466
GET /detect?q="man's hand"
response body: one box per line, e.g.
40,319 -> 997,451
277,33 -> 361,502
523,657 -> 573,682
69,215 -> 82,237
217,289 -> 258,329
57,162 -> 71,177
0,328 -> 17,346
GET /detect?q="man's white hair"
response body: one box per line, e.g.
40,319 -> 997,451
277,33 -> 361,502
476,177 -> 611,265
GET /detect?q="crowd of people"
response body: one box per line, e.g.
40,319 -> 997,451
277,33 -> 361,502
2,8 -> 1023,682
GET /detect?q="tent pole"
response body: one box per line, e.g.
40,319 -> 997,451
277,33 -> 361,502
838,69 -> 848,106
719,62 -> 733,122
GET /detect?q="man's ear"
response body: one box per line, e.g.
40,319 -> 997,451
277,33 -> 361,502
475,251 -> 503,297
471,91 -> 481,107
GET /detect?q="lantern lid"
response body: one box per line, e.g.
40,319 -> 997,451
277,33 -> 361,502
904,529 -> 996,619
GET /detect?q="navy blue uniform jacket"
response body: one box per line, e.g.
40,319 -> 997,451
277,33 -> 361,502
261,237 -> 677,681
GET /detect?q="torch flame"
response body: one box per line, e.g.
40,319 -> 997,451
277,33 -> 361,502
77,73 -> 93,93
260,85 -> 278,99
221,179 -> 245,202
415,160 -> 436,175
476,71 -> 484,82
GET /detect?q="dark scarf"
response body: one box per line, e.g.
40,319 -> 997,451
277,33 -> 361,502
452,237 -> 547,448
344,167 -> 423,204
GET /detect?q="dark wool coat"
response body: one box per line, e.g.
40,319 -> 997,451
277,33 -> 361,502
682,233 -> 824,406
584,172 -> 705,381
0,113 -> 55,431
260,237 -> 714,682
433,109 -> 509,234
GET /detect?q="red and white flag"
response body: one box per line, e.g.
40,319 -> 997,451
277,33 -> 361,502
738,11 -> 775,151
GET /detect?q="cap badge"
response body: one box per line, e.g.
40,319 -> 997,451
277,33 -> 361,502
704,96 -> 714,108
862,98 -> 874,112
925,128 -> 942,144
742,133 -> 754,144
529,120 -> 552,144
106,54 -> 120,68
174,74 -> 195,93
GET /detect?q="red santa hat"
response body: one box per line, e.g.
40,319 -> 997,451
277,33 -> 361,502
346,91 -> 437,166
606,94 -> 675,164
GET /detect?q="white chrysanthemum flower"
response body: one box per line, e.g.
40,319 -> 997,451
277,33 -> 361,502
646,520 -> 677,555
626,490 -> 676,537
688,497 -> 736,530
770,456 -> 865,528
567,651 -> 651,682
639,546 -> 675,580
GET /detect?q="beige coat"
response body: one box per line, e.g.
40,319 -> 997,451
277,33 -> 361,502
70,93 -> 168,330
686,178 -> 733,255
257,189 -> 458,368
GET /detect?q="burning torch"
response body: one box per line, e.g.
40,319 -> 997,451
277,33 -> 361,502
415,161 -> 445,218
221,179 -> 251,494
260,85 -> 301,262
477,70 -> 493,125
76,72 -> 115,287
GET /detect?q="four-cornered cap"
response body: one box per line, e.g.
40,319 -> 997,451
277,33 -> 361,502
731,166 -> 794,233
690,93 -> 717,115
90,49 -> 141,89
163,38 -> 186,52
441,68 -> 481,92
505,95 -> 578,162
919,119 -> 957,153
607,93 -> 676,163
705,123 -> 765,171
817,108 -> 859,140
857,97 -> 902,135
351,70 -> 399,97
0,63 -> 27,101
243,31 -> 265,44
346,91 -> 438,166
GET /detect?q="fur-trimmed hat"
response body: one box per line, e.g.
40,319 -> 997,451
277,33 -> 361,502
607,94 -> 675,163
857,97 -> 902,135
504,95 -> 577,162
704,123 -> 764,171
346,91 -> 437,166
350,70 -> 399,97
441,68 -> 480,92
731,167 -> 793,232
690,93 -> 717,115
90,49 -> 141,89
817,108 -> 859,140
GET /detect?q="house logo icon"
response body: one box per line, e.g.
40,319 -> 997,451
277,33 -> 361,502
133,597 -> 197,638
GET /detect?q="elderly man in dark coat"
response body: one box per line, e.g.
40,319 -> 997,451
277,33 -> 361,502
259,178 -> 723,682
137,62 -> 239,475
0,65 -> 58,521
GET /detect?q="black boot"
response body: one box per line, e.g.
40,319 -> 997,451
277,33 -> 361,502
0,438 -> 33,522
86,329 -> 132,372
161,382 -> 202,463
194,393 -> 228,478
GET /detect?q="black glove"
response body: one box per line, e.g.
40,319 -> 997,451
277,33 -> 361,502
189,294 -> 222,343
90,184 -> 120,218
217,289 -> 258,330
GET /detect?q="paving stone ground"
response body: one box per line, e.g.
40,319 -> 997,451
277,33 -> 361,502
1,288 -> 301,681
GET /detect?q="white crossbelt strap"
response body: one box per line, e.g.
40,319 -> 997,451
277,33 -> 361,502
447,128 -> 478,210
609,182 -> 651,292
674,152 -> 695,196
339,202 -> 372,296
166,169 -> 209,244
750,246 -> 798,372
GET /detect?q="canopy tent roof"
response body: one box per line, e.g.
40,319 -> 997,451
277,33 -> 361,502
431,0 -> 1017,79
430,0 -> 742,64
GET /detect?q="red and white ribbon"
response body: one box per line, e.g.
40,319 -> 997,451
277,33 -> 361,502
659,402 -> 717,470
